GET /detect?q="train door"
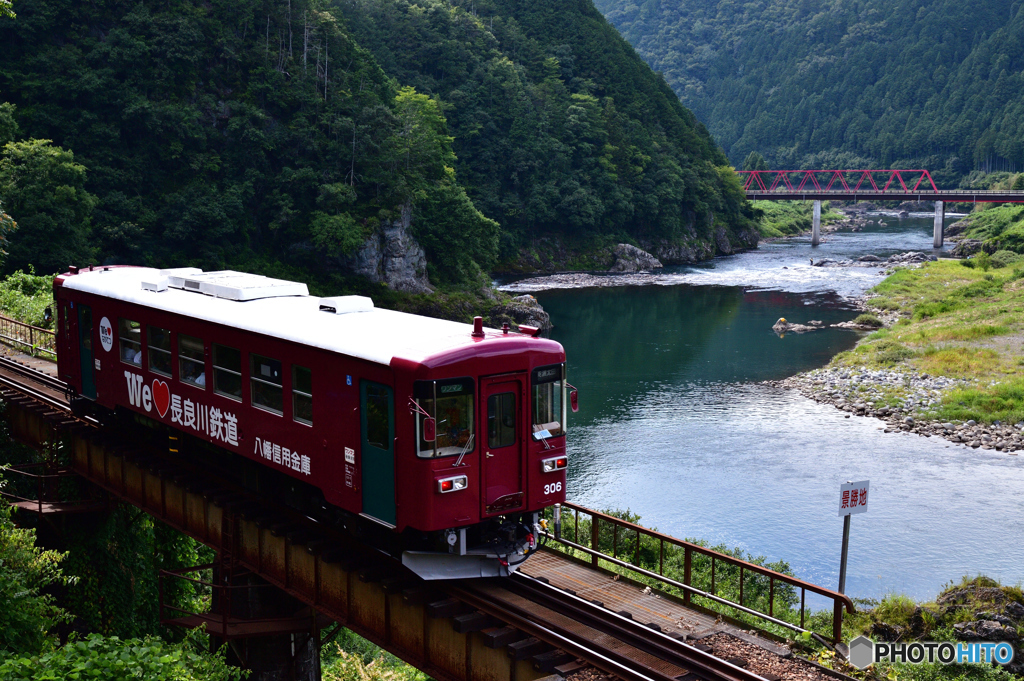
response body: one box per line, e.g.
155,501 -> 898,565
77,304 -> 96,399
481,375 -> 525,516
57,299 -> 77,384
360,381 -> 395,525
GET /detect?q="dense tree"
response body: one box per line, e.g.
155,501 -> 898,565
0,499 -> 70,655
743,152 -> 768,171
0,138 -> 97,274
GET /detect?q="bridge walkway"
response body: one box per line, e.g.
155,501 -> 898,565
521,550 -> 791,656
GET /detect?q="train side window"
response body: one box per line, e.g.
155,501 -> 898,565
147,326 -> 172,376
119,319 -> 142,365
487,392 -> 516,449
251,354 -> 283,414
292,365 -> 313,425
178,335 -> 206,387
213,344 -> 242,401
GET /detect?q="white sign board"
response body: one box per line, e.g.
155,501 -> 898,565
839,480 -> 869,516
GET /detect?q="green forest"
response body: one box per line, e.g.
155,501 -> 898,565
595,0 -> 1024,187
0,0 -> 759,295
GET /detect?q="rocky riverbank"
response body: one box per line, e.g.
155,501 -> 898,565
767,257 -> 1024,454
766,367 -> 1022,454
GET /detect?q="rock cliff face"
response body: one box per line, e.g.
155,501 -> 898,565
639,213 -> 758,265
344,205 -> 432,293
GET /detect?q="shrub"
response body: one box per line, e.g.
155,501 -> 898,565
989,249 -> 1021,268
974,251 -> 992,271
853,313 -> 883,328
874,340 -> 916,364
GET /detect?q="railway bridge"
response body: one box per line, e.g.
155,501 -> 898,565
0,320 -> 854,681
738,169 -> 1024,248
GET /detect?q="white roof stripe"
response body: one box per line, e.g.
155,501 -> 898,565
61,267 -> 487,366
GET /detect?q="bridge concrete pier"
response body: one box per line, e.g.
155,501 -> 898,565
811,200 -> 821,246
934,200 -> 945,249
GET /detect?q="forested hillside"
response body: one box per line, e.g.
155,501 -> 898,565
0,0 -> 757,291
595,0 -> 1024,186
338,0 -> 759,265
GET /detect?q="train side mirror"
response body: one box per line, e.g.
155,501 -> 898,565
423,417 -> 436,442
570,389 -> 579,413
43,307 -> 53,324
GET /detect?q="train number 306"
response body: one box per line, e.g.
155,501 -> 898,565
544,482 -> 563,495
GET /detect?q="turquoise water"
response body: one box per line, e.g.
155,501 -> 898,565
534,216 -> 1024,602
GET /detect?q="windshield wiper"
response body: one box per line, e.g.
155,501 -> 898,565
454,433 -> 474,467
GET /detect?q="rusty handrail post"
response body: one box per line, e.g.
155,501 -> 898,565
574,507 -> 579,544
590,514 -> 599,567
739,565 -> 744,606
833,600 -> 844,644
633,529 -> 640,565
659,539 -> 664,576
800,588 -> 806,628
769,577 -> 775,617
683,546 -> 692,607
612,523 -> 618,559
711,556 -> 716,595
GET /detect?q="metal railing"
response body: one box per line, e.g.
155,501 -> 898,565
544,502 -> 854,645
0,462 -> 84,514
0,314 -> 55,360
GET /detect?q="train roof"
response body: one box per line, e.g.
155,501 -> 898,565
58,267 -> 560,367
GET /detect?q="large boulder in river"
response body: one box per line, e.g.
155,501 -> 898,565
609,244 -> 662,272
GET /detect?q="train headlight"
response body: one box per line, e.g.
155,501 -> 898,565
541,456 -> 568,473
437,475 -> 468,493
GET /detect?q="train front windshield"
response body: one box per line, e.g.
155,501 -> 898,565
532,364 -> 566,439
415,378 -> 475,457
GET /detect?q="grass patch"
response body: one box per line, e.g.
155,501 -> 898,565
935,377 -> 1024,424
926,324 -> 1009,341
918,347 -> 1002,377
753,201 -> 843,238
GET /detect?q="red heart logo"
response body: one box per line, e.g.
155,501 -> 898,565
152,379 -> 170,418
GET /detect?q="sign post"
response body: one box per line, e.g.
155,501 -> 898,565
837,480 -> 869,594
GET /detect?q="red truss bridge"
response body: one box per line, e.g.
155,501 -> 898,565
737,169 -> 1024,204
735,168 -> 1024,248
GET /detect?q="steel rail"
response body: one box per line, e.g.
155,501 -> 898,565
448,581 -> 671,681
507,573 -> 769,681
0,370 -> 73,414
450,575 -> 769,681
0,355 -> 68,394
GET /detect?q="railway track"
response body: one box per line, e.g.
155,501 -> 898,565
0,354 -> 75,414
452,574 -> 769,681
0,356 -> 782,681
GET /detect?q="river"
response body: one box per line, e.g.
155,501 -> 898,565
520,215 -> 1024,603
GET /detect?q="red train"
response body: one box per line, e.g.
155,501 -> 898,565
53,266 -> 572,578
